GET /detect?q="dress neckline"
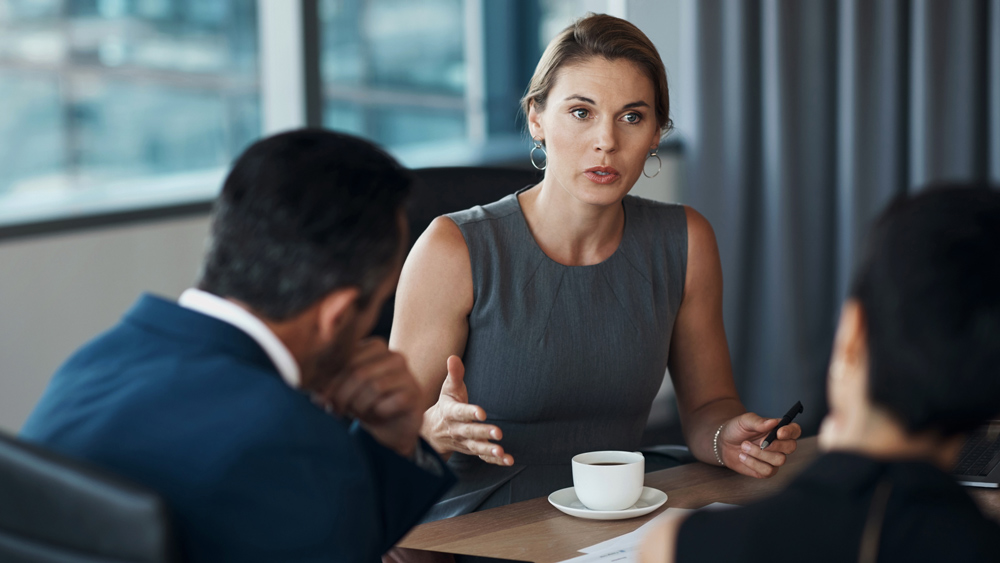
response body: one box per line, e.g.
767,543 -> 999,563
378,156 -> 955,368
509,186 -> 632,270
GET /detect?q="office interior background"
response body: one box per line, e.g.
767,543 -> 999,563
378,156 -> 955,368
1,0 -> 997,439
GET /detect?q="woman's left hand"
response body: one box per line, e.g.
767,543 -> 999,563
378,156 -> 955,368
717,412 -> 801,478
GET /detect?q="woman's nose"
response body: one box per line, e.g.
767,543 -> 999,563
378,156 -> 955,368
593,118 -> 617,153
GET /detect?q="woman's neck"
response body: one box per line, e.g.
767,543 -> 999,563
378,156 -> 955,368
518,181 -> 626,266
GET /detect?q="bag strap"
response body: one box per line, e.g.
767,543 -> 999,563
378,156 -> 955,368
857,477 -> 894,563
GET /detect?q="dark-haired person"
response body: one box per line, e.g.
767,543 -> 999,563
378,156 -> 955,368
641,186 -> 1000,563
20,130 -> 455,562
391,12 -> 799,522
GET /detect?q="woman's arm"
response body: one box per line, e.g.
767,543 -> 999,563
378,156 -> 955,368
668,207 -> 799,478
390,217 -> 512,466
391,216 -> 472,406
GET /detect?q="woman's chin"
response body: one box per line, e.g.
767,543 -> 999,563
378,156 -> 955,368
573,183 -> 632,207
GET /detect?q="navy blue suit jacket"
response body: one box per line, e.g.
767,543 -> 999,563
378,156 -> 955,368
21,294 -> 454,562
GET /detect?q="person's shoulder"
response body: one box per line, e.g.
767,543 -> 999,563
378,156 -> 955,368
675,205 -> 715,248
445,192 -> 521,227
886,470 -> 1000,560
624,194 -> 685,211
676,473 -> 856,563
623,197 -> 706,240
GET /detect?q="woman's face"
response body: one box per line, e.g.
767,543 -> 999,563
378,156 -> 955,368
528,57 -> 661,208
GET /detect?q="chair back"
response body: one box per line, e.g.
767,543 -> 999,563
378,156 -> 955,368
372,166 -> 541,339
0,431 -> 179,563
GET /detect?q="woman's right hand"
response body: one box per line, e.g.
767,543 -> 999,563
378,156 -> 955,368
422,355 -> 514,466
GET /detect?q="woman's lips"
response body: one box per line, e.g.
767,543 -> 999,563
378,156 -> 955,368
584,166 -> 620,184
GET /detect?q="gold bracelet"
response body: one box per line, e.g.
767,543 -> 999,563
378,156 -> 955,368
713,423 -> 726,466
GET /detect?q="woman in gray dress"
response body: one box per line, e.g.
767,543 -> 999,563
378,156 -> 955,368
391,13 -> 801,520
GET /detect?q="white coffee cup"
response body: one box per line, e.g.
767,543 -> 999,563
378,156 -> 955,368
571,450 -> 644,511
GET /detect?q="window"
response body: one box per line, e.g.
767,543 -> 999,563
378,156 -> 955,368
0,0 -> 259,226
319,0 -> 466,149
316,0 -> 627,167
0,0 -> 638,230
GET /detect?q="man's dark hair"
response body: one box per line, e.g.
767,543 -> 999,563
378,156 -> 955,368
850,185 -> 1000,437
198,129 -> 412,320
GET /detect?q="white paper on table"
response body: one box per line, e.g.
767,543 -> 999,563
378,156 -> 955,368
559,503 -> 739,563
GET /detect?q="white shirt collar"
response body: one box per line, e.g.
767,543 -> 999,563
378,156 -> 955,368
178,288 -> 302,389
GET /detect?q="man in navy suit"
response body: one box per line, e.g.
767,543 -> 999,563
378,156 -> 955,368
21,130 -> 455,562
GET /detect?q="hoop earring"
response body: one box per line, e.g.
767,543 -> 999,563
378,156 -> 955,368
643,149 -> 661,178
530,138 -> 547,171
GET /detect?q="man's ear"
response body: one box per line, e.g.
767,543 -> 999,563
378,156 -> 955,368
316,287 -> 361,343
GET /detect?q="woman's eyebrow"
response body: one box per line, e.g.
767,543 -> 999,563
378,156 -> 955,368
563,95 -> 650,111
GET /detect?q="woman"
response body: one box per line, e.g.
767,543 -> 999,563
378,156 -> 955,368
640,187 -> 1000,562
391,13 -> 800,520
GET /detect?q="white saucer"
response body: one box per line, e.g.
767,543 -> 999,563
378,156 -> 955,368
548,486 -> 668,520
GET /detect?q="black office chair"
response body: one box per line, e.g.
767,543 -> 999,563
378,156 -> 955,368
0,431 -> 179,563
372,165 -> 542,340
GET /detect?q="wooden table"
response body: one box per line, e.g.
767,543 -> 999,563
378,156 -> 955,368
398,437 -> 1000,562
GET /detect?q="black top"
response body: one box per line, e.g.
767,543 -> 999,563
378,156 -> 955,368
677,452 -> 1000,563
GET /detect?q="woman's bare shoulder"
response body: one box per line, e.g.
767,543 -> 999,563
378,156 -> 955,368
398,215 -> 474,315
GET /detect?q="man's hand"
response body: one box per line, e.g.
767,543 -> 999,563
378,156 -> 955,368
320,338 -> 423,458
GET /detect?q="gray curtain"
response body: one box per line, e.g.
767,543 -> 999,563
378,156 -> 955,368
686,0 -> 1000,432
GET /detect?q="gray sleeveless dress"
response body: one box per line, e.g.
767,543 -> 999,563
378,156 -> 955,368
423,188 -> 688,522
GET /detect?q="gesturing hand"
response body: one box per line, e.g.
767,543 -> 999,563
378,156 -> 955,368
718,412 -> 801,478
320,338 -> 423,458
423,355 -> 513,466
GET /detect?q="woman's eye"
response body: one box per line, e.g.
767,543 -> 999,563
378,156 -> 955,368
623,112 -> 642,124
571,108 -> 589,119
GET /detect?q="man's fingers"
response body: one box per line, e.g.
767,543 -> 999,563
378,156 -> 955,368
331,351 -> 415,419
371,387 -> 420,421
347,337 -> 390,366
331,367 -> 397,417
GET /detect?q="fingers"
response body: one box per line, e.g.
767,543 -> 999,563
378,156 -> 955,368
443,398 -> 487,423
479,452 -> 515,466
723,413 -> 777,446
777,422 -> 802,441
447,355 -> 465,382
445,421 -> 513,465
737,412 -> 779,434
327,343 -> 422,424
736,441 -> 785,478
447,421 -> 500,443
440,355 -> 466,396
761,436 -> 798,455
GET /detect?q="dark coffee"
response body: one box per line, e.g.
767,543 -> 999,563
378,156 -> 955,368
590,462 -> 625,466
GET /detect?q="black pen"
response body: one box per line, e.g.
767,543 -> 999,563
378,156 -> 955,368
760,401 -> 803,450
